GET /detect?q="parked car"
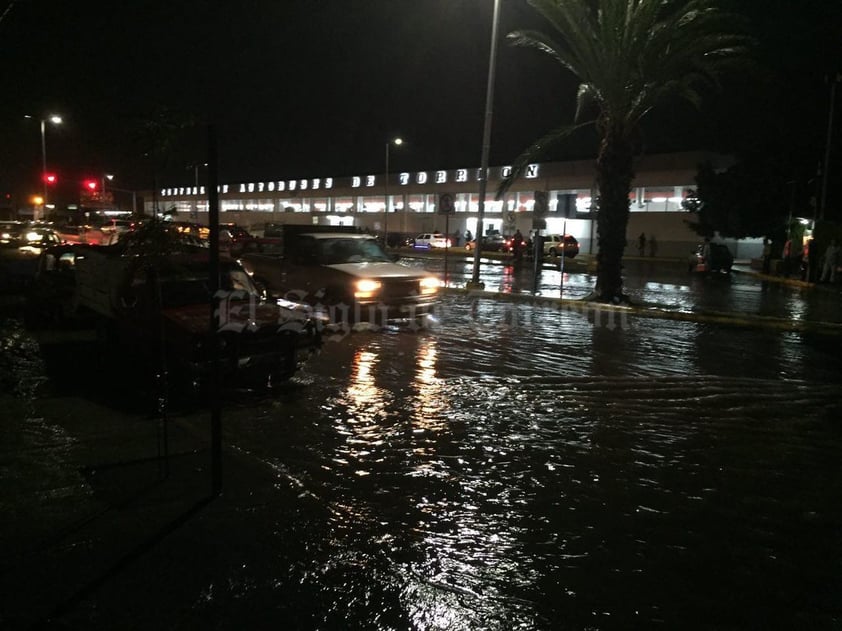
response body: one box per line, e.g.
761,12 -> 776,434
220,223 -> 253,255
465,233 -> 506,252
543,234 -> 580,258
688,242 -> 733,273
99,218 -> 134,244
413,233 -> 451,249
0,220 -> 26,245
239,226 -> 440,327
0,226 -> 64,289
24,243 -> 87,327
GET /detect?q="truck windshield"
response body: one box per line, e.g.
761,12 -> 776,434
316,238 -> 391,265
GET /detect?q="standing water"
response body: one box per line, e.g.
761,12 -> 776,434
2,290 -> 842,630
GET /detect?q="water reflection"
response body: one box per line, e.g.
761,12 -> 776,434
347,349 -> 383,417
8,290 -> 842,629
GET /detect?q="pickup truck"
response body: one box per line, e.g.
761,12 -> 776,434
238,225 -> 441,328
26,240 -> 324,389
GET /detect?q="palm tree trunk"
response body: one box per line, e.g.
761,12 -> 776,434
593,129 -> 635,303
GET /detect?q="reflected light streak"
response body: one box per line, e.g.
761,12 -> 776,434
347,349 -> 384,417
412,340 -> 449,434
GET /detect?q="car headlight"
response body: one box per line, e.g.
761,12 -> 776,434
354,278 -> 382,299
26,231 -> 41,242
419,276 -> 440,294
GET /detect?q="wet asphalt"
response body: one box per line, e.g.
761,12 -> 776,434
1,254 -> 841,630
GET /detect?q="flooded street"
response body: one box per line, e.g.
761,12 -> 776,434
2,264 -> 842,629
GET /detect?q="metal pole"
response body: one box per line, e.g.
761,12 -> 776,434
820,74 -> 839,221
444,212 -> 450,287
384,142 -> 389,245
559,220 -> 567,297
194,165 -> 199,220
40,119 -> 48,218
208,124 -> 222,497
469,0 -> 501,290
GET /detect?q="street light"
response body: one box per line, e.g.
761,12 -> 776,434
100,174 -> 139,215
468,0 -> 501,290
26,114 -> 63,220
384,137 -> 403,247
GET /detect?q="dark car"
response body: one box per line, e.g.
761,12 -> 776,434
0,220 -> 27,245
24,243 -> 92,327
465,233 -> 506,252
221,223 -> 253,255
0,226 -> 64,289
689,242 -> 733,273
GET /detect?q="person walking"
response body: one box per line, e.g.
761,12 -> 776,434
512,229 -> 524,261
820,239 -> 840,283
638,232 -> 647,256
781,238 -> 793,276
761,238 -> 772,274
802,238 -> 817,282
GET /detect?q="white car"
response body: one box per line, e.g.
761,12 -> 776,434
99,218 -> 134,244
543,234 -> 580,258
413,233 -> 451,249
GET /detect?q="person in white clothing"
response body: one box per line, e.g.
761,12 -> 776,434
820,239 -> 839,283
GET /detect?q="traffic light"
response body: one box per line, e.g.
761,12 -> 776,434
83,179 -> 98,192
43,173 -> 58,185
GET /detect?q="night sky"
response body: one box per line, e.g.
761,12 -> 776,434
1,0 -> 840,206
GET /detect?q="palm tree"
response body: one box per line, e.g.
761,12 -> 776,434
499,0 -> 753,303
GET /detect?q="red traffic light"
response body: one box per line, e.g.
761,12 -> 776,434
83,179 -> 98,191
43,173 -> 58,185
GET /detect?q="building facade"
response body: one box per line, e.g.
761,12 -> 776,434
151,150 -> 756,258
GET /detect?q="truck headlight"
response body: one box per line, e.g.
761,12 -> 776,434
419,276 -> 440,294
354,279 -> 382,299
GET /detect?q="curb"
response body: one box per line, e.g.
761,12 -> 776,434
440,286 -> 842,334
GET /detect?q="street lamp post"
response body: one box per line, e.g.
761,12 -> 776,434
191,162 -> 208,220
384,137 -> 403,247
468,0 -> 501,290
102,175 -> 138,215
819,73 -> 840,221
108,186 -> 138,215
29,114 -> 62,220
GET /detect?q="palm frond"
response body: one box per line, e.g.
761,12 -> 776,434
495,120 -> 596,200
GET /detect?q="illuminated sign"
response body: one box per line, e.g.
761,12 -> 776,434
159,165 -> 537,197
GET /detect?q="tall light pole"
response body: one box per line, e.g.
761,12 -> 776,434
191,162 -> 208,220
468,0 -> 501,289
32,115 -> 62,219
384,137 -> 403,246
102,174 -> 139,215
819,73 -> 840,222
